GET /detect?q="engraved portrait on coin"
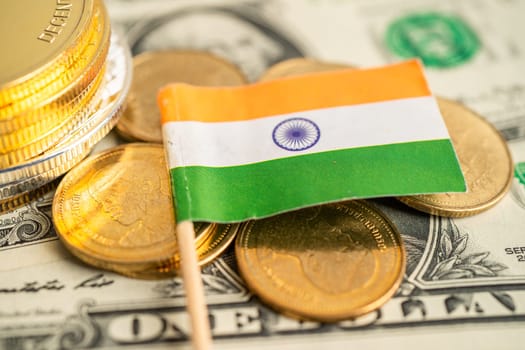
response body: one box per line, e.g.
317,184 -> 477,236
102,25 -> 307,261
258,205 -> 376,294
236,200 -> 405,321
87,159 -> 173,247
126,5 -> 305,80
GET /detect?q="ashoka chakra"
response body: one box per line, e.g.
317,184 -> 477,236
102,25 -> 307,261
272,118 -> 320,151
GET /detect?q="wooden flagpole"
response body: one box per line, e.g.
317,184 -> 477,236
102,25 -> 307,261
176,220 -> 212,350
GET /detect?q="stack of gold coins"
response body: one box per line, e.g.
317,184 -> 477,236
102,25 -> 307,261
0,0 -> 132,206
53,143 -> 239,279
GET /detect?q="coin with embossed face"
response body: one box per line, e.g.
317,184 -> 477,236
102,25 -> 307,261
117,50 -> 247,143
53,143 -> 238,278
53,143 -> 181,267
235,200 -> 405,321
258,57 -> 353,81
398,98 -> 513,217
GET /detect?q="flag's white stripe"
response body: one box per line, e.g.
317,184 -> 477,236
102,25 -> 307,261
163,96 -> 449,168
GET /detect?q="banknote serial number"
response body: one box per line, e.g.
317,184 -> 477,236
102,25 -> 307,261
37,0 -> 73,44
505,247 -> 525,262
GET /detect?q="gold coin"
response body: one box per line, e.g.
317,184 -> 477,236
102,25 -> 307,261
0,65 -> 106,163
0,0 -> 110,121
53,143 -> 238,278
398,98 -> 513,217
0,60 -> 106,138
258,57 -> 354,81
195,222 -> 239,267
53,143 -> 239,279
0,30 -> 132,203
0,0 -> 99,110
53,143 -> 180,266
60,222 -> 225,280
117,50 -> 247,143
114,223 -> 240,279
235,200 -> 405,322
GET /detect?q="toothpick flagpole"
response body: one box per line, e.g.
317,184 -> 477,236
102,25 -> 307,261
176,220 -> 212,350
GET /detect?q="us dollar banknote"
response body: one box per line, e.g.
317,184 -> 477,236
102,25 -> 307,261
2,0 -> 525,349
107,0 -> 525,140
1,137 -> 524,349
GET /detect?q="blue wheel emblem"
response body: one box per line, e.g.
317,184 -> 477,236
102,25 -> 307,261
272,118 -> 320,151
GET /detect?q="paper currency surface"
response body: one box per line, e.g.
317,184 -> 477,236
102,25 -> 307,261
107,0 -> 525,140
2,1 -> 524,349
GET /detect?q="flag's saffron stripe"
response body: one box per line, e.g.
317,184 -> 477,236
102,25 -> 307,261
163,96 -> 448,168
158,60 -> 431,124
170,139 -> 465,223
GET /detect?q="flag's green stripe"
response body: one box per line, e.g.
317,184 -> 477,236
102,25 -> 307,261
170,139 -> 465,222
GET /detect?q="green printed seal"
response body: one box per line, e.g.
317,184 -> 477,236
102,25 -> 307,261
385,12 -> 480,68
512,162 -> 525,209
515,162 -> 525,186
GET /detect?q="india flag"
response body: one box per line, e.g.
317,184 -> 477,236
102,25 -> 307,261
158,60 -> 465,223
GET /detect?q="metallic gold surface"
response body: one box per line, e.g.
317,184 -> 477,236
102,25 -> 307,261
117,50 -> 247,143
196,222 -> 239,267
0,0 -> 110,120
116,223 -> 240,279
0,61 -> 106,138
59,223 -> 226,280
53,143 -> 180,265
53,143 -> 239,279
0,66 -> 106,164
398,98 -> 513,217
0,0 -> 98,109
235,200 -> 405,322
258,57 -> 353,81
0,32 -> 132,203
